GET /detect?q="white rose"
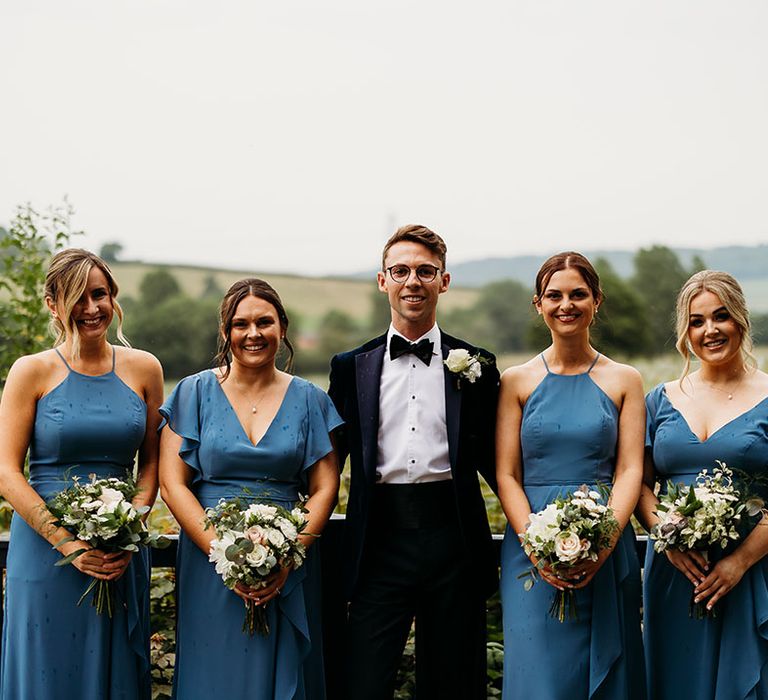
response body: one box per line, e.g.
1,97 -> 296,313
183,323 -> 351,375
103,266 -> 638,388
444,349 -> 471,373
523,504 -> 561,544
246,504 -> 278,521
554,531 -> 583,564
579,498 -> 600,513
275,516 -> 298,541
245,543 -> 270,568
267,527 -> 286,547
464,360 -> 482,383
96,487 -> 125,515
537,503 -> 561,528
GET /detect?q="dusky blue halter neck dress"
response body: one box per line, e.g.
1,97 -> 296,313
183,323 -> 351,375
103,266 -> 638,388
645,383 -> 768,700
0,347 -> 151,700
160,370 -> 342,700
500,354 -> 645,700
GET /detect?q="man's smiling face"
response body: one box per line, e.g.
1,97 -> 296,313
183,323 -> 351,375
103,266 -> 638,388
377,240 -> 450,339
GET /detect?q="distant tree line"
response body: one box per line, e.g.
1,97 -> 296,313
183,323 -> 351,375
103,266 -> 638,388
3,210 -> 768,385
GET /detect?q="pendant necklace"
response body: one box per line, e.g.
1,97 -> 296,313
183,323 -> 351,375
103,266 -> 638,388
230,376 -> 276,414
250,380 -> 276,414
699,370 -> 746,401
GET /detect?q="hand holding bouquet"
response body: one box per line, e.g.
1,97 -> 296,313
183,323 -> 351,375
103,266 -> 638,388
651,462 -> 763,617
205,497 -> 310,635
518,485 -> 619,621
47,473 -> 168,616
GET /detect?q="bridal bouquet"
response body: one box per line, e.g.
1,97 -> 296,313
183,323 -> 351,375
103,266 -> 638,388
518,485 -> 619,622
205,497 -> 310,636
47,473 -> 167,616
651,462 -> 762,617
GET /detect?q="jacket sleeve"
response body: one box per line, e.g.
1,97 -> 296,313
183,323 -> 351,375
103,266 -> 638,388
475,349 -> 500,494
328,353 -> 351,467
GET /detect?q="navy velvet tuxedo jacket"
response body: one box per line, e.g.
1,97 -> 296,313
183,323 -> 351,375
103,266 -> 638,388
328,330 -> 500,601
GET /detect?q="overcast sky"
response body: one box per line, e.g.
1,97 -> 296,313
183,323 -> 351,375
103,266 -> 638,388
2,1 -> 767,275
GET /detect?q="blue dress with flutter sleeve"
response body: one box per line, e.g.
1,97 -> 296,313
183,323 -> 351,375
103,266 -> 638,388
0,348 -> 151,700
500,356 -> 645,699
160,371 -> 342,700
645,383 -> 768,700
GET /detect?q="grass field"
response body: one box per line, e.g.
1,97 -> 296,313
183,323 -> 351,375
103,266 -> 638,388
112,261 -> 479,331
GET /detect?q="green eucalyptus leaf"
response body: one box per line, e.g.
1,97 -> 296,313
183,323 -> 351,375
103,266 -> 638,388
225,544 -> 241,560
55,547 -> 89,567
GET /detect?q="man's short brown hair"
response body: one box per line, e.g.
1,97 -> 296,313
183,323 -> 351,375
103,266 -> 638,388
381,224 -> 447,270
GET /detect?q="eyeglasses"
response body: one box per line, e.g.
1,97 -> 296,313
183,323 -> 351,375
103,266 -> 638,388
385,264 -> 442,284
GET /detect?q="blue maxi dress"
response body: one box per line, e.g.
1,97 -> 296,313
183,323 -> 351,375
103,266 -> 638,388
0,348 -> 152,700
500,356 -> 645,700
160,371 -> 342,700
645,383 -> 768,700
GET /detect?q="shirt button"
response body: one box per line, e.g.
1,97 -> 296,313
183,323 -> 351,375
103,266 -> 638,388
412,364 -> 416,368
411,395 -> 416,400
411,427 -> 415,431
410,459 -> 415,464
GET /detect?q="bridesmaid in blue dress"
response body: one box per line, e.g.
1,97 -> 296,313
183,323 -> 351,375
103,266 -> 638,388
496,252 -> 646,699
159,278 -> 341,700
0,249 -> 164,699
636,270 -> 768,700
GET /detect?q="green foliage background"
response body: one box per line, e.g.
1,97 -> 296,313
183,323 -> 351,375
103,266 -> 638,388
0,201 -> 80,385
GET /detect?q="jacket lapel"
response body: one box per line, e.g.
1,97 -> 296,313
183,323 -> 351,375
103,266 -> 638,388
441,339 -> 462,474
355,342 -> 386,483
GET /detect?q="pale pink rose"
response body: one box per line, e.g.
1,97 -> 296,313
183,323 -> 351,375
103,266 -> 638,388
245,525 -> 268,545
554,531 -> 583,564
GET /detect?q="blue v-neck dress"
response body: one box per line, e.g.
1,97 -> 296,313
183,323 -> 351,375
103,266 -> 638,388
645,383 -> 768,700
160,371 -> 342,700
500,356 -> 645,700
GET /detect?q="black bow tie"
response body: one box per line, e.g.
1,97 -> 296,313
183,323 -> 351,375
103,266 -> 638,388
389,335 -> 434,366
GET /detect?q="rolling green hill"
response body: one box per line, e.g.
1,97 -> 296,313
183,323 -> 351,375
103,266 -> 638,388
111,262 -> 479,330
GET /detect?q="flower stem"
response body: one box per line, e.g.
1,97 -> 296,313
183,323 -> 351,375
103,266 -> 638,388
549,590 -> 578,622
243,600 -> 271,636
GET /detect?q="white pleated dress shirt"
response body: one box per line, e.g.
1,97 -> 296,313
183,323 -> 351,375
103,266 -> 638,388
375,323 -> 451,484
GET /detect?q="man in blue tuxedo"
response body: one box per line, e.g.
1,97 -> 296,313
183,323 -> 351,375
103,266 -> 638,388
328,225 -> 500,700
